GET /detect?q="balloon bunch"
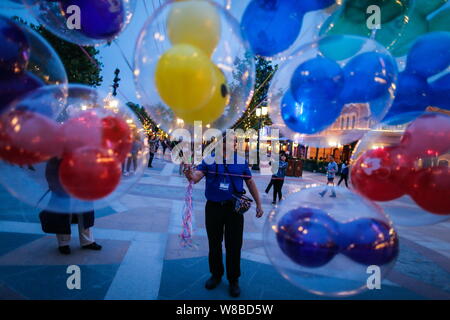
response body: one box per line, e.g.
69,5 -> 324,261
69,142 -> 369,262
264,186 -> 398,296
0,85 -> 140,204
279,39 -> 396,135
22,0 -> 136,46
154,0 -> 230,125
351,112 -> 450,216
0,15 -> 67,113
321,0 -> 449,58
240,0 -> 337,57
383,32 -> 450,120
276,208 -> 399,268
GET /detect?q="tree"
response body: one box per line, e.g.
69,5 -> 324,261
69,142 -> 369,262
126,102 -> 160,137
13,16 -> 103,86
234,57 -> 277,131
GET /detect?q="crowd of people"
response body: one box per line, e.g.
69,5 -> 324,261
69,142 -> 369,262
38,131 -> 351,297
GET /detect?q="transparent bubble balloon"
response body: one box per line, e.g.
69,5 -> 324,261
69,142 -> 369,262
0,15 -> 68,113
22,0 -> 137,46
134,0 -> 254,135
268,35 -> 398,148
350,111 -> 450,226
223,0 -> 340,60
0,84 -> 148,213
264,185 -> 399,297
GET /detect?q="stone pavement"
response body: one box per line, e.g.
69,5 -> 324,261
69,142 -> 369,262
0,150 -> 449,300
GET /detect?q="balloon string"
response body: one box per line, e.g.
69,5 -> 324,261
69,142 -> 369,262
78,45 -> 100,69
179,181 -> 196,248
114,40 -> 134,72
143,0 -> 150,17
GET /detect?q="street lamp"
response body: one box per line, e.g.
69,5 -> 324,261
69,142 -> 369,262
252,105 -> 268,171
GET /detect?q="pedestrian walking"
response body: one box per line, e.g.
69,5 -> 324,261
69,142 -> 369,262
148,134 -> 158,168
319,155 -> 338,198
337,160 -> 350,188
271,154 -> 288,204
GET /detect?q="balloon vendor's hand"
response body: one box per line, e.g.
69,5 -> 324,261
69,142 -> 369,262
256,205 -> 264,218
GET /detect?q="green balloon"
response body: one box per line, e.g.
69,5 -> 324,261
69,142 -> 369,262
318,35 -> 365,62
321,11 -> 371,38
414,0 -> 447,17
429,8 -> 450,32
376,11 -> 428,57
343,0 -> 409,24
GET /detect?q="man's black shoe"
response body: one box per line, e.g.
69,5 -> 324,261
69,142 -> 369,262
205,276 -> 221,290
229,281 -> 240,298
58,245 -> 71,255
82,242 -> 102,250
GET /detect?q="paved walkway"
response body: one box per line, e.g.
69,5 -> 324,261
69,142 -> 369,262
0,151 -> 449,300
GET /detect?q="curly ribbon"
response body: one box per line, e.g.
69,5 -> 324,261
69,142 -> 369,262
180,180 -> 195,248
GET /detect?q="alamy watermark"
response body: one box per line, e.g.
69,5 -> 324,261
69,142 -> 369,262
66,265 -> 81,290
169,122 -> 281,174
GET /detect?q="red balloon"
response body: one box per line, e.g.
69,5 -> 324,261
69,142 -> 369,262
401,113 -> 450,158
59,147 -> 122,200
101,116 -> 132,162
407,166 -> 450,215
61,111 -> 102,154
0,110 -> 62,165
351,146 -> 413,201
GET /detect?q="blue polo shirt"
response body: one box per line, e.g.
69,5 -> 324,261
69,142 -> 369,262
197,154 -> 252,202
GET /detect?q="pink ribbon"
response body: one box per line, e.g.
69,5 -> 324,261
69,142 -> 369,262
179,181 -> 194,248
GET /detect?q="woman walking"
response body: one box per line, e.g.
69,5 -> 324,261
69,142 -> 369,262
272,154 -> 288,205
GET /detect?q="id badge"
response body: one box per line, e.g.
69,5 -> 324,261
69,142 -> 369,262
219,182 -> 230,191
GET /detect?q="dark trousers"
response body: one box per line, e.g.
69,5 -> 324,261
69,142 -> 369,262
337,174 -> 348,187
265,179 -> 273,193
273,178 -> 284,202
148,153 -> 155,167
205,200 -> 244,282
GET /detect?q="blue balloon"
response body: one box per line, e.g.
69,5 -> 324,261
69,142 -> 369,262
60,0 -> 125,39
430,73 -> 450,110
241,0 -> 303,57
339,218 -> 399,266
406,32 -> 450,79
277,207 -> 340,268
340,51 -> 397,103
281,89 -> 343,134
291,56 -> 344,102
383,71 -> 431,121
295,0 -> 335,12
0,72 -> 43,113
0,16 -> 30,76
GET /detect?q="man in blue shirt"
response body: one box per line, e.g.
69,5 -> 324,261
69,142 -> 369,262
319,155 -> 338,198
183,142 -> 263,298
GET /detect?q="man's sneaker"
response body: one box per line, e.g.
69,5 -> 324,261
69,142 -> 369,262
82,242 -> 102,250
229,281 -> 241,298
319,191 -> 326,197
58,245 -> 71,255
330,194 -> 337,198
205,276 -> 221,290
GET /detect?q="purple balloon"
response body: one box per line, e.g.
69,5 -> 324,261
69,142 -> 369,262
339,218 -> 399,266
276,207 -> 340,268
0,16 -> 30,75
0,72 -> 44,113
60,0 -> 125,40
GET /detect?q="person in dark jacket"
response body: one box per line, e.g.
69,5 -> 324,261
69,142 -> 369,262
39,158 -> 102,255
337,160 -> 350,188
271,154 -> 288,204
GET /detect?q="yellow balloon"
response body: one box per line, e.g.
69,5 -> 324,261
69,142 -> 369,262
167,1 -> 221,57
176,66 -> 230,125
155,44 -> 217,113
